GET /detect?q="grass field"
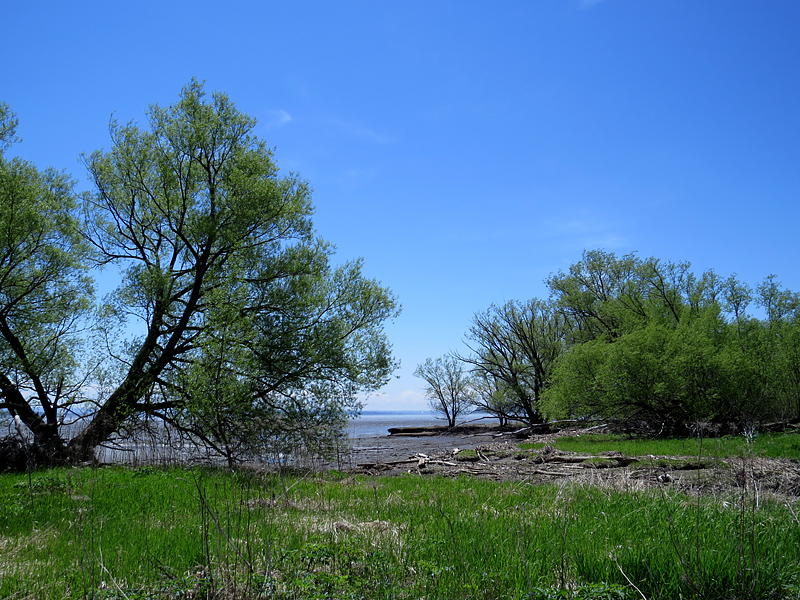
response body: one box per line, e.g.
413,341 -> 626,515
520,431 -> 800,460
2,436 -> 799,600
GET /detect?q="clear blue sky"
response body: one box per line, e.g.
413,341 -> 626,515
5,1 -> 800,410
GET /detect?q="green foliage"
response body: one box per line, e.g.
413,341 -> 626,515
542,316 -> 731,432
542,432 -> 800,459
1,82 -> 399,466
541,250 -> 800,432
463,298 -> 569,425
0,103 -> 94,456
462,252 -> 800,433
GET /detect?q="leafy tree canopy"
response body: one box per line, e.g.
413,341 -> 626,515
0,102 -> 94,459
0,82 -> 399,468
461,298 -> 568,425
541,250 -> 800,433
456,249 -> 800,435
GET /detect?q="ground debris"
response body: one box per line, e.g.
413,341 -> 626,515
347,427 -> 800,499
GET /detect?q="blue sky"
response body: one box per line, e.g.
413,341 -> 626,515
5,1 -> 800,410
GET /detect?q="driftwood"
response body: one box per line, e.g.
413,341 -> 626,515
358,456 -> 461,470
356,458 -> 419,469
546,455 -> 591,464
356,450 -> 640,473
452,468 -> 495,476
493,423 -> 559,438
429,459 -> 457,467
546,455 -> 639,467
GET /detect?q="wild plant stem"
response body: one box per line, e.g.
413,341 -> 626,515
99,541 -> 131,600
612,555 -> 648,600
193,475 -> 255,572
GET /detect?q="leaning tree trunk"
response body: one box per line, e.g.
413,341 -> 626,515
65,366 -> 158,463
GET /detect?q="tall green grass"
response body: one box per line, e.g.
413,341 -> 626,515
1,464 -> 799,599
521,432 -> 800,459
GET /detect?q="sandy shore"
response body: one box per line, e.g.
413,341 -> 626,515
331,428 -> 504,469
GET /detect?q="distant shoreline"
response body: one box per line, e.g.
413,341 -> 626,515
386,423 -> 505,436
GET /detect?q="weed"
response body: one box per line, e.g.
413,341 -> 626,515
550,432 -> 800,459
456,448 -> 480,462
1,460 -> 799,599
518,442 -> 546,451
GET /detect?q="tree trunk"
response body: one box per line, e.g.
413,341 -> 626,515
65,373 -> 155,463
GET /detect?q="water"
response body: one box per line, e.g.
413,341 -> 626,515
347,410 -> 444,438
342,410 -> 501,467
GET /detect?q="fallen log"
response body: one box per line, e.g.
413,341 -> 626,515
356,458 -> 419,469
546,455 -> 591,464
543,455 -> 638,466
453,469 -> 495,476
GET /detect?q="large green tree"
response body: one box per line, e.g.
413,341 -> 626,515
541,312 -> 731,433
1,83 -> 399,467
461,299 -> 569,425
542,250 -> 800,433
0,103 -> 94,464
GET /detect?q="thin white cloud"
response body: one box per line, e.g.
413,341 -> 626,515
333,166 -> 378,188
330,117 -> 396,145
263,109 -> 292,129
542,213 -> 629,254
445,209 -> 627,251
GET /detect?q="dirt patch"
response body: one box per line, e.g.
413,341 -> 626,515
343,427 -> 800,500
